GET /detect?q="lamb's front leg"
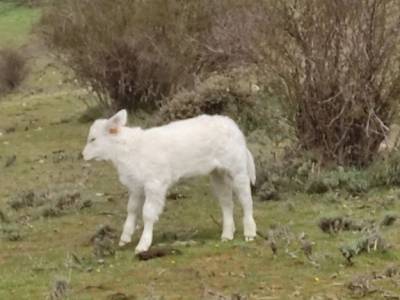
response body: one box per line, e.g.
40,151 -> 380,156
119,189 -> 144,247
135,182 -> 167,254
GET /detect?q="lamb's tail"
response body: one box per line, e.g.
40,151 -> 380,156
246,149 -> 256,185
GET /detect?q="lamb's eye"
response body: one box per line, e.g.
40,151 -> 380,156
89,137 -> 96,143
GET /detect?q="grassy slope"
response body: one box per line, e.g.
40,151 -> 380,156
0,2 -> 40,48
1,4 -> 400,300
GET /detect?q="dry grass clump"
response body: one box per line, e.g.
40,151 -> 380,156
48,276 -> 69,300
0,47 -> 27,96
318,216 -> 364,234
90,225 -> 118,258
7,185 -> 91,219
347,265 -> 400,298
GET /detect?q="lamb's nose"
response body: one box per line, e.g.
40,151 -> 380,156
81,148 -> 88,160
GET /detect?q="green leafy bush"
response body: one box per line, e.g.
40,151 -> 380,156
253,143 -> 372,198
305,168 -> 369,195
159,70 -> 264,131
370,151 -> 400,186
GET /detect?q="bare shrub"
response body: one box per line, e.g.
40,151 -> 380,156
38,0 -> 258,112
0,48 -> 27,95
261,0 -> 400,166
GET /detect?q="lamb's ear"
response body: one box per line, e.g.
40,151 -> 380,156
107,109 -> 127,134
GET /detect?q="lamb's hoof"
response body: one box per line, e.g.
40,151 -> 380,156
135,246 -> 149,254
119,240 -> 127,247
245,236 -> 255,242
221,238 -> 233,242
119,238 -> 131,247
221,235 -> 234,242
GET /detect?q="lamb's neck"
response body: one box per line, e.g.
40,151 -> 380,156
109,127 -> 143,168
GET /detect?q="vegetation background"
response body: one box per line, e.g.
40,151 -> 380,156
1,1 -> 400,299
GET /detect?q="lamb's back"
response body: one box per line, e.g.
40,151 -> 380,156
137,115 -> 242,166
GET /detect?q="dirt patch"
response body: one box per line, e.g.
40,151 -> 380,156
136,247 -> 182,261
106,292 -> 136,300
202,286 -> 248,300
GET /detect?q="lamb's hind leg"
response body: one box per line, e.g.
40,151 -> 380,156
211,171 -> 235,241
233,174 -> 256,241
119,189 -> 144,247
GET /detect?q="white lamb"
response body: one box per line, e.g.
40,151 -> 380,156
82,110 -> 257,253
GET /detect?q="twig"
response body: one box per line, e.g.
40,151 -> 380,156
328,99 -> 349,128
320,90 -> 342,104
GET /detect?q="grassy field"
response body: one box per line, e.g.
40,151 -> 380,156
1,4 -> 400,300
0,2 -> 40,47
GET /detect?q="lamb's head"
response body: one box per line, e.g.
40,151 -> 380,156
82,109 -> 128,161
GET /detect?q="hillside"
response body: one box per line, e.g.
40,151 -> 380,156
0,3 -> 400,299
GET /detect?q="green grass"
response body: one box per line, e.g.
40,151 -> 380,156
1,4 -> 400,300
1,73 -> 399,300
0,2 -> 40,48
